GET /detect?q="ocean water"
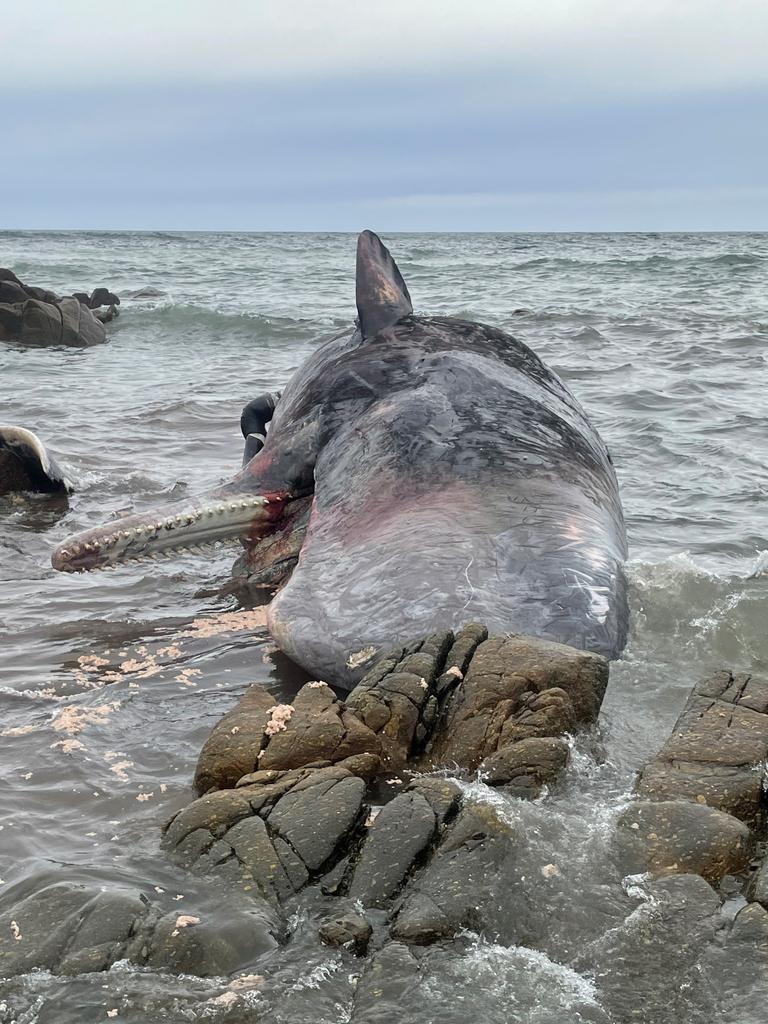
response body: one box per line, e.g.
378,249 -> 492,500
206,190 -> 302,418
0,230 -> 767,1022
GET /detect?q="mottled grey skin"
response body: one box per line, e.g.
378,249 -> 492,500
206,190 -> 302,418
52,231 -> 627,687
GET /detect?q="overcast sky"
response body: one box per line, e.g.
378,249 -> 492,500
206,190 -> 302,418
3,0 -> 768,230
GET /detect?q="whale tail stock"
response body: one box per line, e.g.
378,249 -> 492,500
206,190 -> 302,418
355,229 -> 412,339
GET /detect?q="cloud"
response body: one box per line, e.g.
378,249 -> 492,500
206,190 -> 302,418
3,3 -> 767,228
4,0 -> 768,99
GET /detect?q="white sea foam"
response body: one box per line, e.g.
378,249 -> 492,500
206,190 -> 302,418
424,933 -> 605,1021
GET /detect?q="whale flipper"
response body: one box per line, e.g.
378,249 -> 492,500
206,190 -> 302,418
355,229 -> 412,339
240,391 -> 282,465
0,426 -> 73,495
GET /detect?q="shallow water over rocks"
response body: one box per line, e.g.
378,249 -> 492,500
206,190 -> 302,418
1,231 -> 767,1021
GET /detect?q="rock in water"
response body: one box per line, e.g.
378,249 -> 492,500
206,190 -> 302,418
162,627 -> 608,956
636,669 -> 768,826
615,800 -> 754,882
0,268 -> 120,346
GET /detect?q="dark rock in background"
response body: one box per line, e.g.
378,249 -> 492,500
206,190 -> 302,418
0,268 -> 120,346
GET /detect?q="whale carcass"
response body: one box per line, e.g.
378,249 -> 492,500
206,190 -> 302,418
52,231 -> 628,686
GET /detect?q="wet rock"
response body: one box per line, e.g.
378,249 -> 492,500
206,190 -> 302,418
479,736 -> 570,797
698,902 -> 768,1023
194,683 -> 276,794
163,788 -> 255,852
346,631 -> 453,768
320,853 -> 353,896
195,682 -> 382,796
165,764 -> 368,902
443,622 -> 489,676
430,634 -> 605,769
350,942 -> 425,1022
406,777 -> 462,825
318,912 -> 373,955
258,681 -> 380,772
130,286 -> 165,298
391,802 -> 524,944
576,874 -> 722,1023
0,883 -> 144,976
637,761 -> 763,827
0,268 -> 57,304
0,270 -> 116,346
88,287 -> 121,308
94,304 -> 119,323
616,799 -> 754,882
143,909 -> 270,977
636,670 -> 768,827
348,791 -> 437,908
0,876 -> 280,981
498,686 -> 577,744
223,815 -> 297,903
160,625 -> 616,960
237,751 -> 381,790
749,854 -> 768,908
267,772 -> 366,872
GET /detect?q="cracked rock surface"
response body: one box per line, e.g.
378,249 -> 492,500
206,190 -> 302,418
161,626 -> 607,956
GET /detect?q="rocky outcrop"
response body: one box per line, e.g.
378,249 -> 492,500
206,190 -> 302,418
193,626 -> 605,800
165,760 -> 373,904
616,669 -> 768,885
636,670 -> 768,827
159,626 -> 609,960
428,633 -> 606,770
0,269 -> 120,346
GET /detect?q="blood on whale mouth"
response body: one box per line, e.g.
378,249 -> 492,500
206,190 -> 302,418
50,487 -> 302,573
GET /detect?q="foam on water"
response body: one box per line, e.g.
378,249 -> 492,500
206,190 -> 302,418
422,935 -> 606,1023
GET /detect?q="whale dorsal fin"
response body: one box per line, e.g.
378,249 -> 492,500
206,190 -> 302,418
356,230 -> 412,339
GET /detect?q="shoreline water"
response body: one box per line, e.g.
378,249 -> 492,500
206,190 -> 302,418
0,230 -> 766,1021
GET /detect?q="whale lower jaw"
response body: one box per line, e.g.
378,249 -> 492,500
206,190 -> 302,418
51,491 -> 290,573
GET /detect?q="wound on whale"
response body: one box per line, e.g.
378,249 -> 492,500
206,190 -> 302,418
52,231 -> 628,685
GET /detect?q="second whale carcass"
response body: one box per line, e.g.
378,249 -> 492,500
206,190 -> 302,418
52,231 -> 628,686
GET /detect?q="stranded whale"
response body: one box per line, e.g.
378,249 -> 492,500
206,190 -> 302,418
52,231 -> 628,686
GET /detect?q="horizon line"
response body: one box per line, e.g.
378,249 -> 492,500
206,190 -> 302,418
3,227 -> 768,236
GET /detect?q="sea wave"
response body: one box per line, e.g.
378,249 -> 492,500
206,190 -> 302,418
113,303 -> 349,342
504,251 -> 767,273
